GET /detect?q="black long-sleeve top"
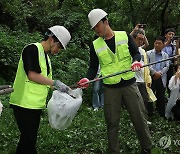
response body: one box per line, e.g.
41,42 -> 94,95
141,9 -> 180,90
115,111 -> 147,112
87,33 -> 140,88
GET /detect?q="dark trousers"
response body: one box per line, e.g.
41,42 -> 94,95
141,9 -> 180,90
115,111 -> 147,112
172,100 -> 180,120
104,83 -> 152,153
12,105 -> 42,154
151,78 -> 166,117
146,102 -> 154,117
137,82 -> 149,116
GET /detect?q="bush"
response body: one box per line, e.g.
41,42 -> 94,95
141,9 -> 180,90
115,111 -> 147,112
0,25 -> 42,81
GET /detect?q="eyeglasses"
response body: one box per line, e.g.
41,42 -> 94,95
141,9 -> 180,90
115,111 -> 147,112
57,42 -> 62,48
54,42 -> 63,49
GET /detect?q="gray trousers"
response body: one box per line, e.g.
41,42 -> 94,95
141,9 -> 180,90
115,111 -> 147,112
104,83 -> 152,154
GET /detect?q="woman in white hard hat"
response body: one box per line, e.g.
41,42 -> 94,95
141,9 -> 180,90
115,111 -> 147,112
10,25 -> 71,154
78,9 -> 152,154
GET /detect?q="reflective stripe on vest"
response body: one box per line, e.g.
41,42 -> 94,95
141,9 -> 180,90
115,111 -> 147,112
10,43 -> 52,109
93,31 -> 134,84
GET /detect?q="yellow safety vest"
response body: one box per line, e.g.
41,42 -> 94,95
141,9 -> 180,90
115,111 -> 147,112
93,31 -> 134,84
10,43 -> 52,109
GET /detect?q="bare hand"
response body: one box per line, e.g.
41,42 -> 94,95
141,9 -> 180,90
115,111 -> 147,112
153,72 -> 162,80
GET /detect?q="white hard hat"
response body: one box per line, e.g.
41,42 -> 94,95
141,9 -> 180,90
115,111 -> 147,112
88,9 -> 108,29
48,25 -> 71,49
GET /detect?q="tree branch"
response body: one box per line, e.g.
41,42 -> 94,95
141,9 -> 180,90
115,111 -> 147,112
161,0 -> 170,35
127,0 -> 136,27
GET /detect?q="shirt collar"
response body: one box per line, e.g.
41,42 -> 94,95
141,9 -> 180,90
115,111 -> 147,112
154,49 -> 162,55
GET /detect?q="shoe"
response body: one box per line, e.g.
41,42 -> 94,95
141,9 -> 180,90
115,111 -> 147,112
93,108 -> 99,111
147,121 -> 152,125
141,148 -> 151,154
100,106 -> 104,109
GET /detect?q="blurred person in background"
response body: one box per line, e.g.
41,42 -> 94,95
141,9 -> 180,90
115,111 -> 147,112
132,29 -> 156,118
165,64 -> 180,120
130,24 -> 149,49
147,36 -> 169,117
162,28 -> 176,97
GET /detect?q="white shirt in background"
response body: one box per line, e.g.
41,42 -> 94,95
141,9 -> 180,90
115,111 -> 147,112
135,47 -> 145,83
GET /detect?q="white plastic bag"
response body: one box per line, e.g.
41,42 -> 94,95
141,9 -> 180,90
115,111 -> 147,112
47,88 -> 83,130
0,101 -> 3,116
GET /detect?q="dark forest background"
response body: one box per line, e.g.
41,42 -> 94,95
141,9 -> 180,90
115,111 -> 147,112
0,0 -> 179,85
0,1 -> 180,153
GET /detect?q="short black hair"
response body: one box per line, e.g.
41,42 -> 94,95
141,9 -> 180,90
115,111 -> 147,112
155,36 -> 165,43
164,28 -> 175,35
101,16 -> 108,23
132,29 -> 145,38
43,30 -> 59,42
174,64 -> 180,72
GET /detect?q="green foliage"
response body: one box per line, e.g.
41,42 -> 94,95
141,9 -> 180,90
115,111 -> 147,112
0,77 -> 6,85
0,0 -> 28,30
51,56 -> 88,84
1,0 -> 179,83
50,53 -> 93,104
0,0 -> 59,31
113,0 -> 179,34
66,58 -> 88,83
25,0 -> 59,31
0,1 -> 179,153
0,25 -> 42,81
0,2 -> 179,152
0,95 -> 180,153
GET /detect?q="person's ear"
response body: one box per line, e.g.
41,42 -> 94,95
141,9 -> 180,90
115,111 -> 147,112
49,37 -> 56,46
104,20 -> 108,26
49,36 -> 54,43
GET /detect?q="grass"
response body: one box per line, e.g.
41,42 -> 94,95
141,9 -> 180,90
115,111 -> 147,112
0,95 -> 180,154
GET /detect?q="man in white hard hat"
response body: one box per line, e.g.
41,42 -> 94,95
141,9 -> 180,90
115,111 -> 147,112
10,25 -> 71,154
78,9 -> 152,154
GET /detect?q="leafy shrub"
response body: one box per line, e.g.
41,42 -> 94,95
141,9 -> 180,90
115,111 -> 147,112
0,25 -> 42,81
